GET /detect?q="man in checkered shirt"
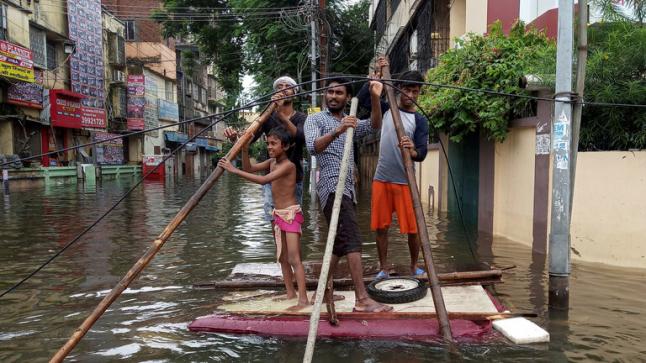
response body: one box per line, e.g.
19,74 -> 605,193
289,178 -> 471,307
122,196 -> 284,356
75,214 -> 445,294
305,76 -> 392,312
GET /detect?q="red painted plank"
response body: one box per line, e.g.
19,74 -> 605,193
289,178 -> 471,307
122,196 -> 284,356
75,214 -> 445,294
188,314 -> 494,341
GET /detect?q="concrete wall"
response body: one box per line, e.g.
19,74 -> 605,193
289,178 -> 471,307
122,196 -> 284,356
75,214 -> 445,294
493,127 -> 537,245
449,0 -> 467,47
128,136 -> 143,163
465,0 -> 488,34
0,121 -> 13,154
416,148 -> 440,212
6,5 -> 30,47
126,42 -> 177,80
571,151 -> 646,268
102,0 -> 174,46
30,0 -> 68,35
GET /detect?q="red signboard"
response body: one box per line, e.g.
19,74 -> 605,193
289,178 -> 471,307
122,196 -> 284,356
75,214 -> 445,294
81,106 -> 106,129
50,90 -> 85,129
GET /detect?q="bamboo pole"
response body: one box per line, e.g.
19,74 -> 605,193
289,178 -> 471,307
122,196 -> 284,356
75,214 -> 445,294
234,310 -> 535,320
192,269 -> 503,290
50,104 -> 277,363
303,98 -> 359,363
380,63 -> 454,343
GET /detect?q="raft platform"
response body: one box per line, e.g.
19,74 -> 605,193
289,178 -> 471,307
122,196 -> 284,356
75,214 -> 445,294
188,262 -> 507,341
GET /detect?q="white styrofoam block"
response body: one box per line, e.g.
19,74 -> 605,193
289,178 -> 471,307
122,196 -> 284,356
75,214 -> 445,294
231,263 -> 283,277
493,317 -> 550,344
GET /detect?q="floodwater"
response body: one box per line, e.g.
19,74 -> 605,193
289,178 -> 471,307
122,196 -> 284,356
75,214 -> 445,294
0,174 -> 644,362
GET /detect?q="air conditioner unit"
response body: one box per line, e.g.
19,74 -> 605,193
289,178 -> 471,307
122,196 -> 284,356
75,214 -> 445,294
112,70 -> 125,83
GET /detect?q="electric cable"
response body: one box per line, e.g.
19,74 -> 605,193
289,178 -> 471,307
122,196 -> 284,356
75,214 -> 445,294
0,115 -> 226,299
0,78 -> 371,298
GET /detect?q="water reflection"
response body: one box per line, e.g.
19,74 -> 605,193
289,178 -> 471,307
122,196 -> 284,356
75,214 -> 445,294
0,174 -> 645,362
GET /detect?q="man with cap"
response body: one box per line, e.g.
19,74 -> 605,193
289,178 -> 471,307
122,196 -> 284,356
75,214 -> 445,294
224,76 -> 307,220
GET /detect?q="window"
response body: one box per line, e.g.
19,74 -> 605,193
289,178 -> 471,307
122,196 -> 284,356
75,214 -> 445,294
125,21 -> 136,41
165,79 -> 174,102
0,3 -> 8,41
46,41 -> 57,70
29,26 -> 46,68
108,32 -> 125,65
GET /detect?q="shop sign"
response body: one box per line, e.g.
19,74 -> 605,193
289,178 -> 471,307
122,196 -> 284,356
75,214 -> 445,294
81,107 -> 106,129
50,90 -> 84,129
158,99 -> 179,122
7,70 -> 44,109
93,131 -> 123,165
0,39 -> 35,83
127,75 -> 145,131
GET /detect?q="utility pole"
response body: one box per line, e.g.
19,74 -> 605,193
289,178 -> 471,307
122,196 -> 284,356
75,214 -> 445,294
549,0 -> 574,310
319,0 -> 328,85
309,0 -> 318,203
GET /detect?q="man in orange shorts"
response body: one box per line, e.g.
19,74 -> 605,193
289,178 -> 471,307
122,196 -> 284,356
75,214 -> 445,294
358,61 -> 429,279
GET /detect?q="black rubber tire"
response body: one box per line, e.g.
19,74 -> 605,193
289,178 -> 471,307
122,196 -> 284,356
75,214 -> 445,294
366,277 -> 427,304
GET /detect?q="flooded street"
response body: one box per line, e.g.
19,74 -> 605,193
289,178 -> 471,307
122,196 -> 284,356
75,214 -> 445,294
1,174 -> 645,362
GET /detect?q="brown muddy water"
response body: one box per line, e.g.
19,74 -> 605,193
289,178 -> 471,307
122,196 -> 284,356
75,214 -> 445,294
0,174 -> 644,362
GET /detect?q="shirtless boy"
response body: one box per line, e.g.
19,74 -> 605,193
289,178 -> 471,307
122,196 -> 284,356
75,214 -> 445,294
218,127 -> 308,310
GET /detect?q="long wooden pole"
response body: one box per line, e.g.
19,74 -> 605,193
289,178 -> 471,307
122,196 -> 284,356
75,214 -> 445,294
50,104 -> 277,363
380,64 -> 454,343
303,98 -> 359,363
192,269 -> 503,290
235,311 -> 534,320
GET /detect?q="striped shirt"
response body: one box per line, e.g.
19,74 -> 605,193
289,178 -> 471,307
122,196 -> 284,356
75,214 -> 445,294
304,110 -> 376,208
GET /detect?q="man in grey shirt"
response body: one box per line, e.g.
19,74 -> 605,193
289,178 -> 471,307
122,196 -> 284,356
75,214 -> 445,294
357,61 -> 430,279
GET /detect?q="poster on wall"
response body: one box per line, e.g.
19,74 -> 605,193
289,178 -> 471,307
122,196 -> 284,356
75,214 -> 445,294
158,99 -> 179,122
67,0 -> 106,129
144,72 -> 159,138
93,131 -> 124,165
7,70 -> 44,109
127,75 -> 145,131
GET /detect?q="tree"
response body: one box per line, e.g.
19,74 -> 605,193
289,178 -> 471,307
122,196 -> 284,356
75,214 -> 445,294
156,1 -> 374,105
590,0 -> 645,24
327,0 -> 375,77
154,0 -> 246,107
418,21 -> 556,143
579,21 -> 646,150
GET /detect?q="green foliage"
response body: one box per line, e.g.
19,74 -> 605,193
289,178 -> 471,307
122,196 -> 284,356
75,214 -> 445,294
327,0 -> 374,76
157,0 -> 245,107
158,0 -> 373,106
589,0 -> 645,24
579,21 -> 646,150
233,0 -> 313,99
418,21 -> 556,143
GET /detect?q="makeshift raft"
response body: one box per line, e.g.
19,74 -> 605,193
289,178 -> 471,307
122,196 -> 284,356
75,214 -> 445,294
189,262 -> 506,341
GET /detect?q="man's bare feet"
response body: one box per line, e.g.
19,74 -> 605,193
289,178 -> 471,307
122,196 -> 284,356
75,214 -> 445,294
353,297 -> 393,313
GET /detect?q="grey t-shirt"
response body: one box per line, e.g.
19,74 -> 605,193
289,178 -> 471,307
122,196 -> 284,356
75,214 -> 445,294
357,83 -> 430,184
374,109 -> 428,184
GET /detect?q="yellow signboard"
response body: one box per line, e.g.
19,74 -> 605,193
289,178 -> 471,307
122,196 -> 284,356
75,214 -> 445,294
307,107 -> 321,115
0,62 -> 35,82
0,40 -> 35,83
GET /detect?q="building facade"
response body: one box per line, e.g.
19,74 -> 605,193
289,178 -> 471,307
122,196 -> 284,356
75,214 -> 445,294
1,0 -> 112,168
